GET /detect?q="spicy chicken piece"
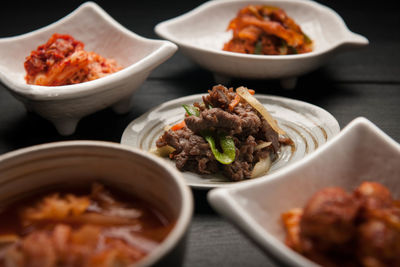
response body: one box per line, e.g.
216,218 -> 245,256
299,187 -> 360,251
354,182 -> 400,266
354,181 -> 393,218
281,190 -> 359,267
282,181 -> 400,266
358,218 -> 400,267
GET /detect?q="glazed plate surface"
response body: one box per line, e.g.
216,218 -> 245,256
121,94 -> 339,189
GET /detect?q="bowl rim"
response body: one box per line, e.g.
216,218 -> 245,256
208,117 -> 400,266
0,140 -> 193,267
155,0 -> 368,61
0,1 -> 177,101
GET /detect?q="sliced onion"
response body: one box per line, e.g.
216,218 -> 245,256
251,154 -> 272,178
255,141 -> 272,151
236,86 -> 285,135
149,145 -> 175,157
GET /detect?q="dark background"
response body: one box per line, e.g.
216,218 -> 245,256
1,1 -> 400,266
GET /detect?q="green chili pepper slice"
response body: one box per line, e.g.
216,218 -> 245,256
303,33 -> 312,44
203,132 -> 236,165
279,40 -> 288,55
182,104 -> 200,116
289,46 -> 298,54
254,40 -> 263,55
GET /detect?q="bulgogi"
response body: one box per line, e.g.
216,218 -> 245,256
155,85 -> 291,181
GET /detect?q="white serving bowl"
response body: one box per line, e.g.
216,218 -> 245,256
0,140 -> 193,267
155,0 -> 368,89
0,2 -> 177,135
208,117 -> 400,266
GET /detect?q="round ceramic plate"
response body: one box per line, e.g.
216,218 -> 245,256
121,94 -> 340,189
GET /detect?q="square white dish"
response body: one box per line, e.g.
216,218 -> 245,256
208,117 -> 400,266
0,2 -> 177,135
155,0 -> 368,89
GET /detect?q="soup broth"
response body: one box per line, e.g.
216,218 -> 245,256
0,182 -> 174,267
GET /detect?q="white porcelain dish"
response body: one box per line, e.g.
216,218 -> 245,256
155,0 -> 368,89
0,140 -> 193,267
121,93 -> 340,189
0,2 -> 177,135
208,117 -> 400,266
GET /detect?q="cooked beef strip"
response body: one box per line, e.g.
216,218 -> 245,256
259,119 -> 280,152
157,127 -> 209,156
232,105 -> 262,136
185,100 -> 262,137
222,135 -> 258,181
157,127 -> 220,175
202,84 -> 236,110
223,161 -> 252,181
238,135 -> 257,163
185,108 -> 242,135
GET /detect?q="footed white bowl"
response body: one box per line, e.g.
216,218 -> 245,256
155,0 -> 368,89
0,2 -> 177,135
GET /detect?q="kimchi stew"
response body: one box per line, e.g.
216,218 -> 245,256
24,34 -> 122,86
0,183 -> 174,267
223,5 -> 313,55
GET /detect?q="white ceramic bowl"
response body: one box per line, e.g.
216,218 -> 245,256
208,117 -> 400,266
0,2 -> 177,135
155,0 -> 368,89
0,140 -> 193,267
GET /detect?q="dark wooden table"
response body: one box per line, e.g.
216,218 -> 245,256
1,1 -> 399,266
